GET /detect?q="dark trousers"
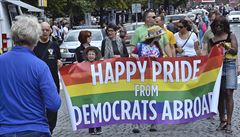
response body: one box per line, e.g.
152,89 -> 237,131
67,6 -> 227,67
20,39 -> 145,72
46,86 -> 59,134
47,109 -> 58,134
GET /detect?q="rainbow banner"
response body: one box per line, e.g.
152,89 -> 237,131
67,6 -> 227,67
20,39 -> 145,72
60,46 -> 224,130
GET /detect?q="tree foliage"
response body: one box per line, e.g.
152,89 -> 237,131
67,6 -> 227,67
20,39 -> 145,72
21,0 -> 187,18
169,0 -> 188,8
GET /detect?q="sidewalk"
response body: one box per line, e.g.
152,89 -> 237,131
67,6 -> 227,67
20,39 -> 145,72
52,86 -> 240,137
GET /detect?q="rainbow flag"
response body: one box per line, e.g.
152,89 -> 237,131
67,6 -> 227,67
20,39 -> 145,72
60,46 -> 224,130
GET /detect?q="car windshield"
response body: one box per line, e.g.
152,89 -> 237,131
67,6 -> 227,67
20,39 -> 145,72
124,25 -> 134,31
187,14 -> 195,19
230,11 -> 240,15
90,30 -> 103,41
124,23 -> 144,31
64,31 -> 79,42
171,16 -> 185,20
64,30 -> 103,42
191,9 -> 208,14
165,15 -> 185,22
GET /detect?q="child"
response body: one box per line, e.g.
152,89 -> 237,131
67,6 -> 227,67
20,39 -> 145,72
83,46 -> 102,135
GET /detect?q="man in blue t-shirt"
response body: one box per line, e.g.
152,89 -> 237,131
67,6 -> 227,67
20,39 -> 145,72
0,15 -> 61,136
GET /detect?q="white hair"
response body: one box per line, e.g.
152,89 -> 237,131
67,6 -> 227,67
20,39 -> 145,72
11,15 -> 42,47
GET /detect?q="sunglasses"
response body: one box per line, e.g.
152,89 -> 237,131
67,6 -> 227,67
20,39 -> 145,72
148,16 -> 156,19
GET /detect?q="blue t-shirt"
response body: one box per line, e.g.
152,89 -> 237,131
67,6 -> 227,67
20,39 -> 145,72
0,46 -> 61,135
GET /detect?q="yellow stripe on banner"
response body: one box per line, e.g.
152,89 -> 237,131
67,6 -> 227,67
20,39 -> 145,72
67,68 -> 220,97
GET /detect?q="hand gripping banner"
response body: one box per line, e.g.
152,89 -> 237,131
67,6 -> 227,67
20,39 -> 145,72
60,46 -> 224,130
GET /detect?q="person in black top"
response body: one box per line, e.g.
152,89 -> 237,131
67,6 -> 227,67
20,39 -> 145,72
75,30 -> 91,62
101,23 -> 129,59
208,16 -> 238,134
33,22 -> 63,134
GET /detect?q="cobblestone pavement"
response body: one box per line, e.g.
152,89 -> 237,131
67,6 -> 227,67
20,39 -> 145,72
52,84 -> 240,137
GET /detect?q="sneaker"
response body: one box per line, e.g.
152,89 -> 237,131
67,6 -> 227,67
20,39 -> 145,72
95,131 -> 102,135
149,124 -> 157,132
89,128 -> 95,134
91,132 -> 96,135
95,127 -> 102,135
132,124 -> 140,133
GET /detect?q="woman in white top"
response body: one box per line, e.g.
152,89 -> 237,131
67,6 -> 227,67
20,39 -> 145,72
174,19 -> 202,57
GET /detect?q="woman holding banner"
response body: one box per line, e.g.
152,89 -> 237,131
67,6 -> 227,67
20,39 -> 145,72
208,16 -> 238,133
174,19 -> 202,57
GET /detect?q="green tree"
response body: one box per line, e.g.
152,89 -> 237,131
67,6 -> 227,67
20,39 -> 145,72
21,0 -> 66,17
153,0 -> 188,8
95,0 -> 129,10
21,0 -> 95,17
95,0 -> 132,27
169,0 -> 188,8
22,0 -> 187,17
21,0 -> 188,26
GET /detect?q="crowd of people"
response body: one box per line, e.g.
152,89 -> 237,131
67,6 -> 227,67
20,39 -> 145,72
50,20 -> 70,45
129,9 -> 239,134
0,6 -> 240,136
71,9 -> 240,134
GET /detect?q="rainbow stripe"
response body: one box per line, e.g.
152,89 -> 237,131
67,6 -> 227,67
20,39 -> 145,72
60,46 -> 224,130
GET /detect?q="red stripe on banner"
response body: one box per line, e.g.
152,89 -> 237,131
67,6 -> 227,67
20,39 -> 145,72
60,47 -> 224,86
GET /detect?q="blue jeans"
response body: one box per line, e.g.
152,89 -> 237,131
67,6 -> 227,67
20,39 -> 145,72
221,59 -> 237,90
0,131 -> 51,137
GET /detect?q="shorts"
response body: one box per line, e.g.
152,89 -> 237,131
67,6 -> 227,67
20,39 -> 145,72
221,59 -> 237,90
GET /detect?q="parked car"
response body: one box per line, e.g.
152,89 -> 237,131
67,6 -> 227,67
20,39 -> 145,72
165,13 -> 196,24
60,28 -> 106,64
227,11 -> 240,23
72,25 -> 101,29
188,8 -> 209,16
